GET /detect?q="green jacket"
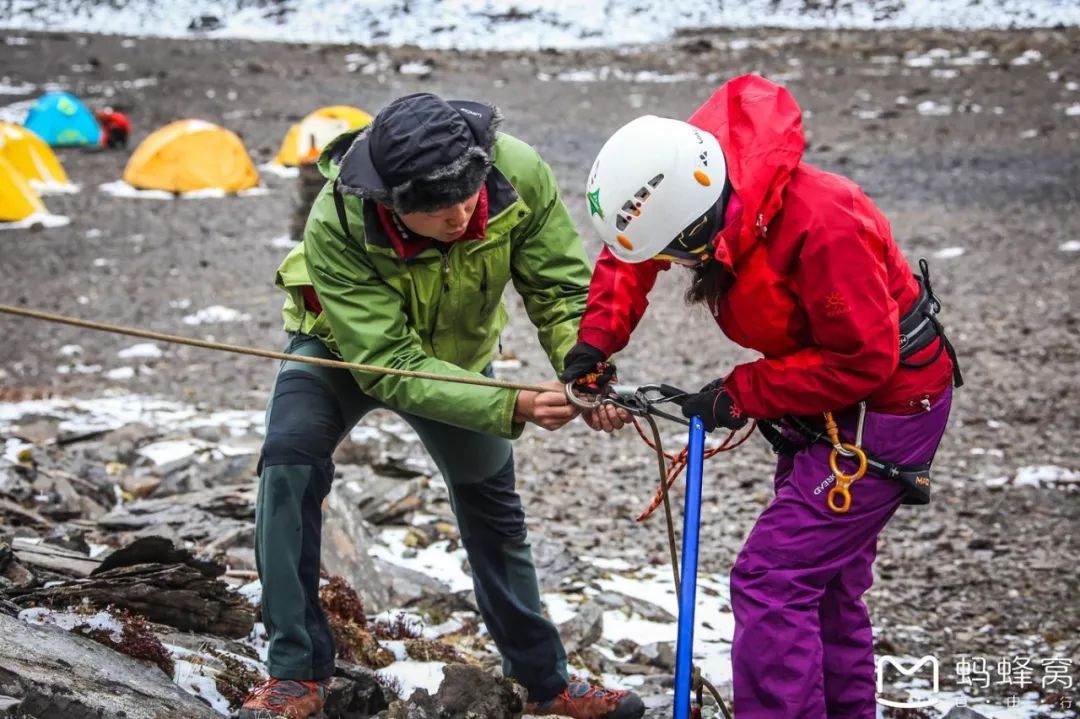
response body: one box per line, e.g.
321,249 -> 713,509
276,130 -> 591,438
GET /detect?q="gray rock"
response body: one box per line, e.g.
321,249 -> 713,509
373,557 -> 453,608
326,661 -> 391,717
383,664 -> 525,719
531,533 -> 578,592
0,612 -> 220,718
558,598 -> 604,655
632,641 -> 677,671
324,475 -> 393,612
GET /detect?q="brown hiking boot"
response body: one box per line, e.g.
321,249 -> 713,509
237,677 -> 327,719
525,679 -> 645,719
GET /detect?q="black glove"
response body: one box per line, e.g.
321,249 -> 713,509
560,342 -> 615,391
676,379 -> 748,432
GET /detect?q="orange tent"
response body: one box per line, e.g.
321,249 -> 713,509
123,119 -> 259,193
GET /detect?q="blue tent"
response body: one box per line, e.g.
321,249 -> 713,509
24,91 -> 101,147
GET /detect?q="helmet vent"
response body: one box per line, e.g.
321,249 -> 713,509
648,173 -> 665,188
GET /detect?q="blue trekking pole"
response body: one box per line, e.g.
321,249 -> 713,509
674,415 -> 706,719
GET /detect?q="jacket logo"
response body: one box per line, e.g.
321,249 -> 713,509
825,291 -> 851,317
915,476 -> 930,486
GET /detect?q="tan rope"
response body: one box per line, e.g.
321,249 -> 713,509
0,304 -> 556,394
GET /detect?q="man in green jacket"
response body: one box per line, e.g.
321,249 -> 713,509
240,93 -> 642,719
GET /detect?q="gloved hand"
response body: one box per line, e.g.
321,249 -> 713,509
560,342 -> 615,392
676,378 -> 748,432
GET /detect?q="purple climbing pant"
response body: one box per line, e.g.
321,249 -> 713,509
731,388 -> 952,718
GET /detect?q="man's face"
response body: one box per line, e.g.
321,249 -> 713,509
398,191 -> 481,243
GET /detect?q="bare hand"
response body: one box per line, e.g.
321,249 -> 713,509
581,404 -> 632,433
514,380 -> 580,431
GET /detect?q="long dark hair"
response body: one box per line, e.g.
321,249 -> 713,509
685,260 -> 734,308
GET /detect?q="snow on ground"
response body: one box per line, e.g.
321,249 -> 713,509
369,528 -> 473,593
117,343 -> 164,360
985,464 -> 1079,489
0,393 -> 265,438
258,162 -> 299,179
933,247 -> 966,259
99,181 -> 269,200
0,213 -> 71,231
181,305 -> 252,325
2,1 -> 1079,50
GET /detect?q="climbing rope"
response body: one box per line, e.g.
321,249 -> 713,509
0,304 -> 556,394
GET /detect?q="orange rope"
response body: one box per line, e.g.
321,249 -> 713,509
634,418 -> 757,522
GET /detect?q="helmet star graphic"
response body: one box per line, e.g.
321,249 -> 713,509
587,187 -> 604,219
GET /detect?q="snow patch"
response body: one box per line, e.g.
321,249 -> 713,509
105,366 -> 136,380
182,305 -> 252,325
1059,240 -> 1080,252
0,212 -> 71,231
258,162 -> 300,179
118,342 -> 163,359
916,100 -> 953,116
100,181 -> 268,199
369,528 -> 473,593
932,246 -> 965,259
6,1 -> 1075,50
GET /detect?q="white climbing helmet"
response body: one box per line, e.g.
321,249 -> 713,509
585,115 -> 726,264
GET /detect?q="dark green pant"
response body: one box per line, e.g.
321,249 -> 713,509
255,334 -> 568,699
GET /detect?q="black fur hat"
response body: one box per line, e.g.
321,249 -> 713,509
335,92 -> 501,214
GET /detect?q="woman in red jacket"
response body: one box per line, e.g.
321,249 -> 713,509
563,75 -> 960,718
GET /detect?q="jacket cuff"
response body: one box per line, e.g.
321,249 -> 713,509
503,389 -> 525,439
578,327 -> 619,358
723,367 -> 761,419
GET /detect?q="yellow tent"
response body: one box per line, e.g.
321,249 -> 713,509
123,119 -> 259,193
0,122 -> 70,189
273,105 -> 373,167
0,155 -> 46,222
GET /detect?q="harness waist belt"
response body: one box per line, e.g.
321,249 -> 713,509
757,418 -> 932,506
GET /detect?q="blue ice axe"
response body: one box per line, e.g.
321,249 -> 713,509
674,415 -> 705,719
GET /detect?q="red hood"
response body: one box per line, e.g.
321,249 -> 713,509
688,75 -> 806,270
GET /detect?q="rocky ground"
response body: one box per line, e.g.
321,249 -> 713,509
0,24 -> 1078,719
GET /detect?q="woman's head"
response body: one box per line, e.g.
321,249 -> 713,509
585,115 -> 729,266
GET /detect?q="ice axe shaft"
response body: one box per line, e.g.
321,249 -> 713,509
674,416 -> 705,719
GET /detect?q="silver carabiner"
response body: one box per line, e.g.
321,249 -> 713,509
832,401 -> 867,457
564,381 -> 605,410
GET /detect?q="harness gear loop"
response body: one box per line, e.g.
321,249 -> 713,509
824,402 -> 868,514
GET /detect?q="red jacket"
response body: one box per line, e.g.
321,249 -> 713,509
578,75 -> 954,417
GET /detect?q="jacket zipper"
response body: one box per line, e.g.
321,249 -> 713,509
429,248 -> 451,353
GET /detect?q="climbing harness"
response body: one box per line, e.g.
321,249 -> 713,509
899,258 -> 964,387
757,410 -> 935,509
567,381 -> 748,719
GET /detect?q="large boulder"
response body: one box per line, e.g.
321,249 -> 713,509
0,612 -> 219,718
